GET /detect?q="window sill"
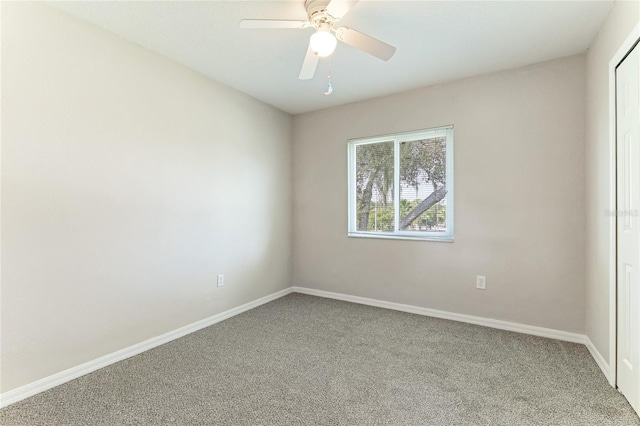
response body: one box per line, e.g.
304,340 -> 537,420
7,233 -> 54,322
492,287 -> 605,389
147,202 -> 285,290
347,232 -> 454,243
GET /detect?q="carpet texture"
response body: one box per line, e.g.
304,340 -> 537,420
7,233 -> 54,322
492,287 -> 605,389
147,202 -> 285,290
1,293 -> 639,425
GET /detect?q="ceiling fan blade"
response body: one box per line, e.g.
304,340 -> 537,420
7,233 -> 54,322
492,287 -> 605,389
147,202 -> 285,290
239,19 -> 309,29
325,0 -> 359,21
335,27 -> 396,61
299,42 -> 320,80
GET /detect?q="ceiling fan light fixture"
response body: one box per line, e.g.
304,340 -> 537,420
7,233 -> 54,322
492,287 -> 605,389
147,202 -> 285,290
310,27 -> 337,57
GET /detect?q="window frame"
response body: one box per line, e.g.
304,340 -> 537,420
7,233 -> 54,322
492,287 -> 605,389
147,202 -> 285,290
347,126 -> 454,242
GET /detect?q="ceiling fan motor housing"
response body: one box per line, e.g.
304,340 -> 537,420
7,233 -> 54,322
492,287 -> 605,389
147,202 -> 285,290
305,0 -> 335,28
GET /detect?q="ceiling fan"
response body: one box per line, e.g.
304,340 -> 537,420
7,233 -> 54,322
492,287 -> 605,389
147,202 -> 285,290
240,0 -> 396,80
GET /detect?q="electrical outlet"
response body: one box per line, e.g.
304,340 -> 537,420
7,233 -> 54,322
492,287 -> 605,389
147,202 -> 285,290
476,275 -> 486,290
217,274 -> 224,287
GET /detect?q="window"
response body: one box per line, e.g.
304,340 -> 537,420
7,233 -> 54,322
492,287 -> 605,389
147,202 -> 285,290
347,126 -> 454,241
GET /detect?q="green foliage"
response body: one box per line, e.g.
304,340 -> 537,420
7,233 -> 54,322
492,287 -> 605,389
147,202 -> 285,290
355,142 -> 394,202
366,200 -> 447,232
400,137 -> 446,188
366,203 -> 394,232
403,200 -> 446,231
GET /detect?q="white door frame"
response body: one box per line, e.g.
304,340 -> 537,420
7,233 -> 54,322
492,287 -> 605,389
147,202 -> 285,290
609,23 -> 640,388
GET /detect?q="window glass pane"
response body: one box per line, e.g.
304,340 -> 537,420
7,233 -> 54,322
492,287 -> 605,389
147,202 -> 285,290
355,142 -> 394,232
399,137 -> 447,232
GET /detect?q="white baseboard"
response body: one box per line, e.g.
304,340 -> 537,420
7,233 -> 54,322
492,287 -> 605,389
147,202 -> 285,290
291,286 -> 586,344
0,287 -> 294,408
585,336 -> 613,385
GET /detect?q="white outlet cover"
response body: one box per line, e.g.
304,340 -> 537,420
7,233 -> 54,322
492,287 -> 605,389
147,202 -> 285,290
476,276 -> 486,290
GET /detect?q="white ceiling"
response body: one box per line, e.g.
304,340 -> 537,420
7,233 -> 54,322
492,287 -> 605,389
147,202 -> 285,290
50,1 -> 613,114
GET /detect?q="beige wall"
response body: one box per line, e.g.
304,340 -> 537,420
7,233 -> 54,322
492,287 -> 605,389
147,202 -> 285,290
293,55 -> 586,333
1,2 -> 292,393
585,0 -> 640,365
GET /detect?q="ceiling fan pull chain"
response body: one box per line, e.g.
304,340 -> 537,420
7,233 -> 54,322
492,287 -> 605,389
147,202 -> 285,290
324,59 -> 334,96
324,74 -> 333,96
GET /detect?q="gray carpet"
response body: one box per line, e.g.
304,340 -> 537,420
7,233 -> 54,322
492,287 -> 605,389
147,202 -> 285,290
1,293 -> 639,425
